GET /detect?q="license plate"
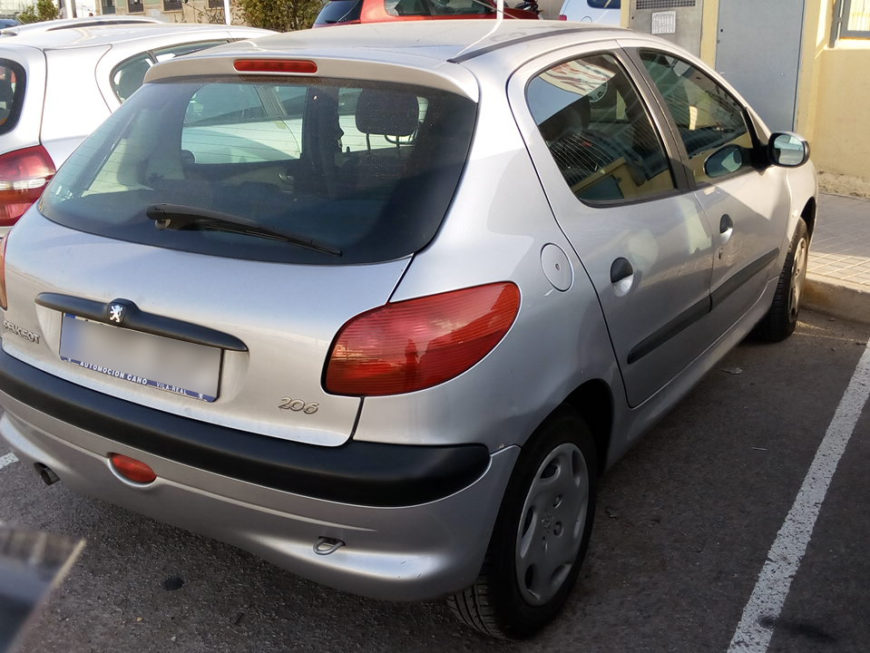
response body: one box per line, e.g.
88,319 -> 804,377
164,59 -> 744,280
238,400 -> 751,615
59,313 -> 221,402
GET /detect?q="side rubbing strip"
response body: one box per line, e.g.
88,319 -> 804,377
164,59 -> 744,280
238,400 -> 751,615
710,248 -> 779,309
627,248 -> 780,365
627,296 -> 711,365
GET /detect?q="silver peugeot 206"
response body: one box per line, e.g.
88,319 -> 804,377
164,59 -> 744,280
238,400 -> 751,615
0,19 -> 816,639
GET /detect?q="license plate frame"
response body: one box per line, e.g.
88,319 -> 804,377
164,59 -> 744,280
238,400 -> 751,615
59,313 -> 222,402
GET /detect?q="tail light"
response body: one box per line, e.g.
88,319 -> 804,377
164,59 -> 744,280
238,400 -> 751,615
558,14 -> 567,20
0,234 -> 8,310
0,145 -> 56,226
324,282 -> 520,396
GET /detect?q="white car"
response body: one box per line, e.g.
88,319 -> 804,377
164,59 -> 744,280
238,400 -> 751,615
558,0 -> 620,25
0,23 -> 272,235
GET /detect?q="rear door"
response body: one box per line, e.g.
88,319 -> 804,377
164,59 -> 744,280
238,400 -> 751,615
509,44 -> 717,407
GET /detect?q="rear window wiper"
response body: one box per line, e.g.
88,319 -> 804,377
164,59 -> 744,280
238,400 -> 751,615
145,204 -> 342,257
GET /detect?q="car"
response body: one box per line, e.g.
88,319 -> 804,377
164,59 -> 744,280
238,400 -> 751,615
558,0 -> 620,25
0,23 -> 272,235
0,19 -> 816,639
314,0 -> 539,26
0,19 -> 20,29
0,15 -> 163,37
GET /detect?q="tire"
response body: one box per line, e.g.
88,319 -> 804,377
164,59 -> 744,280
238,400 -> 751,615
754,218 -> 809,342
448,406 -> 597,639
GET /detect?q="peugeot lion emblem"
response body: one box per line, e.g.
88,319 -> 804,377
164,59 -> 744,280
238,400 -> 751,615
109,304 -> 124,324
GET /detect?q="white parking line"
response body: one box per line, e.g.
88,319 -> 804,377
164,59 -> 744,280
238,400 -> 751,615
0,451 -> 18,470
728,338 -> 870,652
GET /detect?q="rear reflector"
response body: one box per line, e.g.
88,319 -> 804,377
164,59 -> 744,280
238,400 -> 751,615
324,282 -> 520,396
109,454 -> 157,484
233,59 -> 318,74
0,145 -> 56,226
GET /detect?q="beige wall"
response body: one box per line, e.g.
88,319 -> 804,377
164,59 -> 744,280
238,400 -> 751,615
811,42 -> 870,176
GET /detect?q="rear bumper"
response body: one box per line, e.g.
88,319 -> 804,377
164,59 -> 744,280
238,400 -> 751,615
0,348 -> 488,507
0,349 -> 519,600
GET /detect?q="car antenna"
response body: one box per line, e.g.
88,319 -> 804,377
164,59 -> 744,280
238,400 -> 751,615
451,0 -> 509,61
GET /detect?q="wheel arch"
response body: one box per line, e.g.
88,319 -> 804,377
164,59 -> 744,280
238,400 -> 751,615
562,379 -> 613,475
801,196 -> 817,238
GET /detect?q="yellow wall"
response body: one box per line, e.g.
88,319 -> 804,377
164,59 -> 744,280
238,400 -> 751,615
811,42 -> 870,176
689,0 -> 869,182
699,0 -> 718,65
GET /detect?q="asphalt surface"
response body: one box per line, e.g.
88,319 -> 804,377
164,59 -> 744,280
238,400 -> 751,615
1,310 -> 868,652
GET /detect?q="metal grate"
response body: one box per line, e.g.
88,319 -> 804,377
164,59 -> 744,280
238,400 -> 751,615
636,0 -> 696,9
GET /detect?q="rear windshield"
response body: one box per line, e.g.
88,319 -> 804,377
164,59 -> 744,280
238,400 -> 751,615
314,0 -> 363,24
40,77 -> 476,265
0,59 -> 24,135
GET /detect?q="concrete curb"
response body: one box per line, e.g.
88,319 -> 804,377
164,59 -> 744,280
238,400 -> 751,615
804,274 -> 870,325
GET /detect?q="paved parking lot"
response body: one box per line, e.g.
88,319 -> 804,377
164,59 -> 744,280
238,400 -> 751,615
1,310 -> 868,652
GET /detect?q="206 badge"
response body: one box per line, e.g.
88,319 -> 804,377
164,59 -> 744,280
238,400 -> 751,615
278,397 -> 319,414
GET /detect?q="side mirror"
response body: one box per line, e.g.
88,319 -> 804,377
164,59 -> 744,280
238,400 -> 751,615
768,132 -> 810,167
704,144 -> 745,178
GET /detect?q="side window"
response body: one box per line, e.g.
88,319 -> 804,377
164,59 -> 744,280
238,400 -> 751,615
112,54 -> 152,103
639,51 -> 755,184
111,41 -> 227,103
0,61 -> 23,133
527,53 -> 676,203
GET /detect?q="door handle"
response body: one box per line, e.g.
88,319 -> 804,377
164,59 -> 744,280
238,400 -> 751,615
610,257 -> 634,283
720,214 -> 734,242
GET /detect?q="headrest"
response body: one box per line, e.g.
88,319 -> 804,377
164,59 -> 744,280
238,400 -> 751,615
355,89 -> 419,137
0,77 -> 13,105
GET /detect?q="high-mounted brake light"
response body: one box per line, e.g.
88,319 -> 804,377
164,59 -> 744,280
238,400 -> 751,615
0,145 -> 56,226
110,453 -> 157,484
324,283 -> 520,396
233,59 -> 318,74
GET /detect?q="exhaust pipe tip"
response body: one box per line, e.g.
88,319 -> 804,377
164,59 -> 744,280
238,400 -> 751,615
34,463 -> 59,486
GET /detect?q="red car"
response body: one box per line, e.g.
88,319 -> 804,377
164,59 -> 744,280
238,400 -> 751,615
314,0 -> 539,26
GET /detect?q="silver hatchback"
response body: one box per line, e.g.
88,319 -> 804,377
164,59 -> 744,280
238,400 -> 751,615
0,20 -> 816,638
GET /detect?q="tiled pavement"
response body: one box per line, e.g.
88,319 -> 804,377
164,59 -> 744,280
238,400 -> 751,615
805,193 -> 870,324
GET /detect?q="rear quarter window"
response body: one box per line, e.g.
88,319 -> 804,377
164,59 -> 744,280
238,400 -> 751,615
0,59 -> 25,135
